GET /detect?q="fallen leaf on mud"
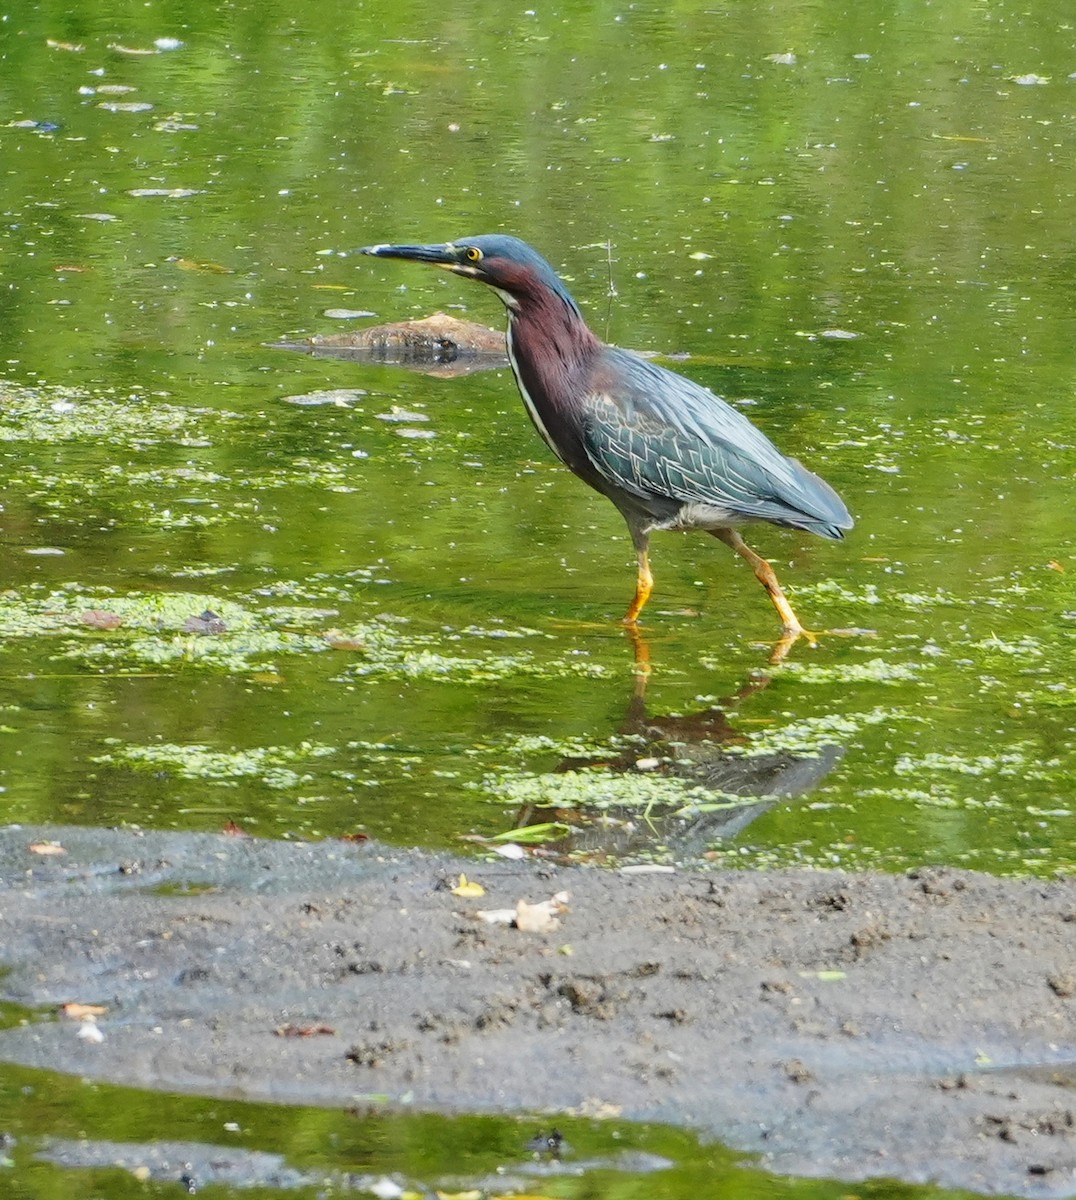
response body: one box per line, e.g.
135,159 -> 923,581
476,891 -> 569,932
338,832 -> 370,843
476,907 -> 518,926
29,841 -> 66,856
451,873 -> 485,898
492,842 -> 526,860
475,891 -> 571,933
222,820 -> 249,837
274,1023 -> 335,1037
60,1002 -> 108,1019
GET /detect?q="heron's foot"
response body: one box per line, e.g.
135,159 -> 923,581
768,625 -> 816,664
768,624 -> 876,665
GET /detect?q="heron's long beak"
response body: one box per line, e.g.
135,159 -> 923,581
358,242 -> 455,265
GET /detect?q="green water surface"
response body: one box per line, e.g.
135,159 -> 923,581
1,0 -> 1072,873
0,1060 -> 1022,1200
1,2 -> 1072,1196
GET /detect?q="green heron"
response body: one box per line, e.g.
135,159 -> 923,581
360,235 -> 852,641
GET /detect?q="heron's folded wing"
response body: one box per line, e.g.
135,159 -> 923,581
580,352 -> 851,535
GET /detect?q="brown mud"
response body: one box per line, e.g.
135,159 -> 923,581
0,825 -> 1072,1197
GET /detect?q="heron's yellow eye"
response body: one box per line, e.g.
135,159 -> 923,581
465,246 -> 483,263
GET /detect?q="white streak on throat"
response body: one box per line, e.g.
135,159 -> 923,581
505,316 -> 565,464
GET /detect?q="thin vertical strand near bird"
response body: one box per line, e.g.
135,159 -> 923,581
360,236 -> 852,648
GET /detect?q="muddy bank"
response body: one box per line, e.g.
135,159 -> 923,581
0,824 -> 1072,1197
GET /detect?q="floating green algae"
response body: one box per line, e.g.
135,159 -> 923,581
500,731 -> 648,759
894,745 -> 1062,781
857,785 -> 1009,812
0,585 -> 606,682
477,767 -> 747,813
778,658 -> 925,685
91,740 -> 337,788
724,707 -> 898,759
1018,680 -> 1075,709
0,384 -> 239,446
0,589 -> 255,636
0,587 -> 323,673
341,645 -> 606,683
11,456 -> 358,528
331,621 -> 608,684
792,580 -> 884,607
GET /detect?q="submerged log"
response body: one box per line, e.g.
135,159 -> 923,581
271,312 -> 508,377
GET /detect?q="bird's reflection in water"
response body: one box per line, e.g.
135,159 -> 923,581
511,626 -> 845,862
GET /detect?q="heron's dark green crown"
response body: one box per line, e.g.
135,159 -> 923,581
359,235 -> 579,312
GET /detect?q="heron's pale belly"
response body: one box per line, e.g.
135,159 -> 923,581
649,501 -> 746,534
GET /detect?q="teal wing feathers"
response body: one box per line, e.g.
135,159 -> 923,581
581,348 -> 852,538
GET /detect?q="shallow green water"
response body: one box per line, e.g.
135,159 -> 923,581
1,3 -> 1072,1196
1,0 -> 1073,875
0,1062 -> 1013,1200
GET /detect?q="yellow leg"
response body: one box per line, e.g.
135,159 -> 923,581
622,544 -> 654,625
713,529 -> 808,636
